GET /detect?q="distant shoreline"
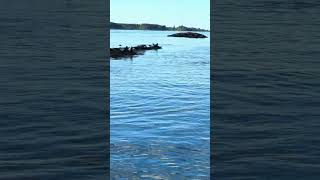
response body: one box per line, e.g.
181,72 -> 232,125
110,22 -> 210,32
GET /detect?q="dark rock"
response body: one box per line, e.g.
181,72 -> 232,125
110,43 -> 161,59
168,32 -> 207,38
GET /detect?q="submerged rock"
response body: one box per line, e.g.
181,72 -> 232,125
110,43 -> 161,59
168,32 -> 207,38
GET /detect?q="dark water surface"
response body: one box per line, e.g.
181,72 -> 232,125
111,30 -> 210,179
0,1 -> 108,179
213,0 -> 320,179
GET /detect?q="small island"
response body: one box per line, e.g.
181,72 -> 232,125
168,32 -> 208,38
110,44 -> 161,59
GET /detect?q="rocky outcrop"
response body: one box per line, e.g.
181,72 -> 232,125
168,32 -> 207,38
110,44 -> 161,59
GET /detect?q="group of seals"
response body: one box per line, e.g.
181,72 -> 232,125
110,43 -> 161,59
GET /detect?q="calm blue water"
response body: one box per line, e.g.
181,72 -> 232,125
110,30 -> 210,179
213,0 -> 320,179
0,1 -> 108,179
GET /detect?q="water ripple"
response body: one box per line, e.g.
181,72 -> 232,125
111,30 -> 210,179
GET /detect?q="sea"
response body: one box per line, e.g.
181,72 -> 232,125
0,1 -> 108,179
2,0 -> 320,179
213,0 -> 320,179
110,30 -> 210,179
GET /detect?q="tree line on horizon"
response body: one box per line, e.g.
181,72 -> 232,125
110,22 -> 209,32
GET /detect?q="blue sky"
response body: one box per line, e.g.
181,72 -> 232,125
110,0 -> 210,30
